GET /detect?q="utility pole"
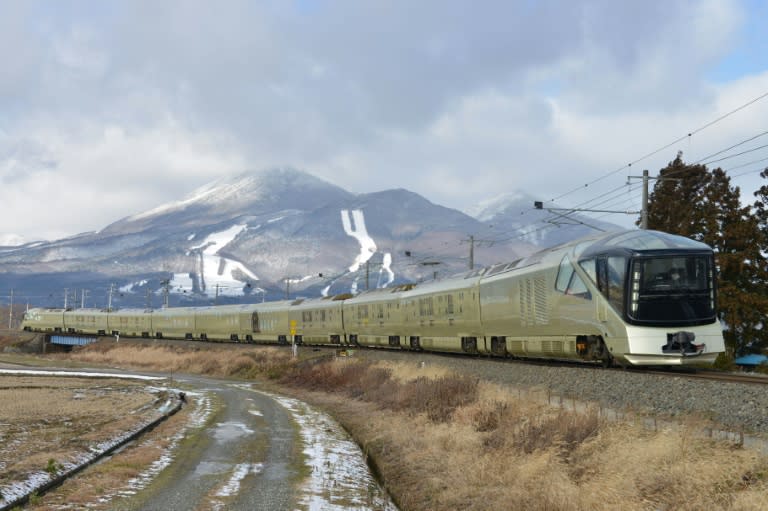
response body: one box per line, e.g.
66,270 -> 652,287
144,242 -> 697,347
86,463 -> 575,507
64,288 -> 69,309
161,280 -> 170,308
627,169 -> 658,230
641,169 -> 649,230
285,279 -> 290,299
469,235 -> 474,270
107,283 -> 115,311
8,289 -> 13,328
80,289 -> 89,308
461,235 -> 494,270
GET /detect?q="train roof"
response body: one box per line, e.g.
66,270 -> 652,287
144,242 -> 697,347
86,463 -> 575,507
575,229 -> 712,258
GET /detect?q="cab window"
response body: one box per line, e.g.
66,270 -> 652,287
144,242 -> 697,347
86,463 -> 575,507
556,256 -> 591,299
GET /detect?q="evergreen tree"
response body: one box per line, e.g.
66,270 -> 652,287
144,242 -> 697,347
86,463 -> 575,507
646,154 -> 768,355
754,168 -> 768,255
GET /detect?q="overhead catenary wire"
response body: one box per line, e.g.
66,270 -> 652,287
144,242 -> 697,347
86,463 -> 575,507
418,92 -> 768,264
546,90 -> 768,205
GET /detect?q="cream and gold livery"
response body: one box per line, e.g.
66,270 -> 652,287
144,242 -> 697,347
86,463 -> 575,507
21,230 -> 726,366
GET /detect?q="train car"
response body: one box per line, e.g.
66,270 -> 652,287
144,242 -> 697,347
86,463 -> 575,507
151,307 -> 196,339
63,308 -> 110,335
107,308 -> 152,337
288,296 -> 346,345
477,230 -> 723,365
575,230 -> 723,365
192,304 -> 250,341
342,287 -> 409,348
396,276 -> 483,353
20,308 -> 66,333
251,300 -> 293,344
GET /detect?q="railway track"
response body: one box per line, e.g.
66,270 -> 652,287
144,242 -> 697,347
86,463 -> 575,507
94,335 -> 768,387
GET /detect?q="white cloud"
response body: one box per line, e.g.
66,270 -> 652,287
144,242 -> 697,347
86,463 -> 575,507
0,0 -> 766,239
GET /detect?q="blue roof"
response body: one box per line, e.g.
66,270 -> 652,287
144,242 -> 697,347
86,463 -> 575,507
734,354 -> 768,366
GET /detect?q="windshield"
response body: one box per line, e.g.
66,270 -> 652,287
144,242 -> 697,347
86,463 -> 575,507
628,254 -> 716,325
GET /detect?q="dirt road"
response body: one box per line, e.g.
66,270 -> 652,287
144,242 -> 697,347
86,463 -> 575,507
118,376 -> 302,510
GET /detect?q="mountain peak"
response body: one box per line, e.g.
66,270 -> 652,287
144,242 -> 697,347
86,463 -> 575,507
465,191 -> 536,222
122,167 -> 350,224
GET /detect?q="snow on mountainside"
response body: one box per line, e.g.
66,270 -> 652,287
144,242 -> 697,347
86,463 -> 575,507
465,191 -> 536,222
0,167 -> 611,308
464,191 -> 622,247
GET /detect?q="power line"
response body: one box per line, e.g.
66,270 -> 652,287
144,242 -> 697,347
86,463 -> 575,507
546,90 -> 768,205
692,129 -> 768,164
698,142 -> 768,166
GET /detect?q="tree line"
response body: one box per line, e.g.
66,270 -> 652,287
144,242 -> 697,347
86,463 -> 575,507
645,152 -> 768,357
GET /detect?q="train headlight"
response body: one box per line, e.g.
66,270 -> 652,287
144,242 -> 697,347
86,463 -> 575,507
631,270 -> 641,314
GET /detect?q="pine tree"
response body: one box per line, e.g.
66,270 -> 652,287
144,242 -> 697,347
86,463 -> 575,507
645,152 -> 712,239
754,168 -> 768,255
646,154 -> 768,355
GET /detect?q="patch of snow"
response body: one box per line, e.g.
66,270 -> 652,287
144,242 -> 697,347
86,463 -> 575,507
214,463 -> 263,497
378,252 -> 395,288
0,369 -> 162,380
120,280 -> 148,294
267,216 -> 285,223
272,393 -> 398,510
173,224 -> 259,298
465,190 -> 531,221
341,210 -> 376,273
187,233 -> 196,241
0,233 -> 28,246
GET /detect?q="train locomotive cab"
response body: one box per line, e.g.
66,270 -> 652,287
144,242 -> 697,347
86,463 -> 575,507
576,230 -> 724,366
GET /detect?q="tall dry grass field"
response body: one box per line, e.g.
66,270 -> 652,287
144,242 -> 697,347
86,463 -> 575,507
281,358 -> 768,511
51,341 -> 297,379
0,376 -> 164,490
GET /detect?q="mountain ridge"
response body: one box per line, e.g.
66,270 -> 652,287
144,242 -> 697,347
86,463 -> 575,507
0,167 -> 620,308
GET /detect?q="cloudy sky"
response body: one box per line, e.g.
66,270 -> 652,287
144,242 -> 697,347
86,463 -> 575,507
2,0 -> 768,243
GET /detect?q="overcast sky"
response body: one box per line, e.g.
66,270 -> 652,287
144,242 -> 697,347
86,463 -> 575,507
2,0 -> 768,243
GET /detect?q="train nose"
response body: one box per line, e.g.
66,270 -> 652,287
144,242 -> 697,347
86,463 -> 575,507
662,331 -> 704,355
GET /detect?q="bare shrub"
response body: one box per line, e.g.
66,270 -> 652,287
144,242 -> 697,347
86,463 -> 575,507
397,374 -> 480,422
512,408 -> 601,456
200,357 -> 221,375
282,359 -> 478,422
472,400 -> 509,432
227,354 -> 257,376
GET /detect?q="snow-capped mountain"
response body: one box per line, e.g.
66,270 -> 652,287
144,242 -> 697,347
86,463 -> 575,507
0,167 -> 619,309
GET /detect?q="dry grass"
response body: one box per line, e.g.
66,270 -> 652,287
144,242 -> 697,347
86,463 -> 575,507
279,358 -> 768,511
0,376 -> 165,490
47,340 -> 297,379
24,403 -> 196,510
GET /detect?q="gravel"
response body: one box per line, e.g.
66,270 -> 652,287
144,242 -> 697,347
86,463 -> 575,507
355,349 -> 768,435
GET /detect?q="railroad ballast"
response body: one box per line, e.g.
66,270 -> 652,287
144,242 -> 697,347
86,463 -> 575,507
21,230 -> 726,366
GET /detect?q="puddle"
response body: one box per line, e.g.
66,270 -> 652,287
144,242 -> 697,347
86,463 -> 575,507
212,421 -> 255,443
194,461 -> 232,477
